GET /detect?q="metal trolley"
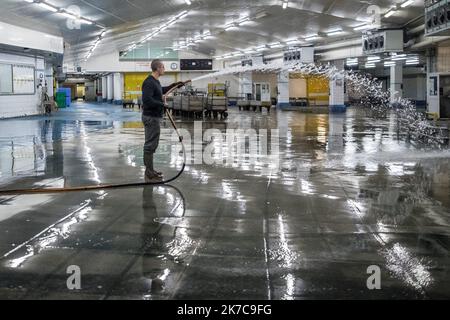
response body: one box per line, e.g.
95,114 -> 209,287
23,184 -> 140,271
181,93 -> 206,119
205,94 -> 228,119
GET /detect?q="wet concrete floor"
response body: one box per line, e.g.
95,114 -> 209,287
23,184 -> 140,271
0,102 -> 449,299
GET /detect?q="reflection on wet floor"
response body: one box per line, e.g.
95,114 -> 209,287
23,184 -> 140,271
0,102 -> 449,299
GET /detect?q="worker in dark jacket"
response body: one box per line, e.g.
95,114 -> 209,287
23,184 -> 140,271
142,59 -> 186,182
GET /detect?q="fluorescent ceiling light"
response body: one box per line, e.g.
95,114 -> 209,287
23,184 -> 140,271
256,45 -> 267,51
354,24 -> 372,31
238,18 -> 251,25
305,35 -> 319,41
201,31 -> 212,39
225,23 -> 237,30
185,0 -> 192,5
384,10 -> 396,18
177,10 -> 188,17
38,2 -> 58,12
178,13 -> 189,19
282,1 -> 288,9
269,42 -> 282,48
286,39 -> 301,45
58,12 -> 77,19
401,0 -> 414,8
365,64 -> 376,68
79,18 -> 92,25
24,0 -> 34,3
327,30 -> 343,36
392,57 -> 408,61
367,56 -> 381,61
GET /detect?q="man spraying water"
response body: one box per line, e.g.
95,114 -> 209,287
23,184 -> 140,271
141,59 -> 190,182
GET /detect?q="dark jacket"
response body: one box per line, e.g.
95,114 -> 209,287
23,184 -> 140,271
142,75 -> 179,118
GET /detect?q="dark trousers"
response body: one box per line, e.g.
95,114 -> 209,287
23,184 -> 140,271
142,115 -> 161,153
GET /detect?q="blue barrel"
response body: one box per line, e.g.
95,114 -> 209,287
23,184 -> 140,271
57,88 -> 71,107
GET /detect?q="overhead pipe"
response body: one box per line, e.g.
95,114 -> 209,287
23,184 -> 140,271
409,35 -> 450,50
314,38 -> 361,52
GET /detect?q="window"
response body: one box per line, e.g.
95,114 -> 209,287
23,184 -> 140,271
13,65 -> 35,94
0,63 -> 35,95
0,63 -> 13,94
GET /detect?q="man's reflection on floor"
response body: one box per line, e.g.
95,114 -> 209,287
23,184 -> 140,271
114,184 -> 186,298
141,185 -> 166,293
139,184 -> 186,296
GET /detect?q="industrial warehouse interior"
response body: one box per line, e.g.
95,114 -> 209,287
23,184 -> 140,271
0,0 -> 449,303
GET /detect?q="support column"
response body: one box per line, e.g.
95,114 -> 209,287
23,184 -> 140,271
239,72 -> 253,100
113,73 -> 123,105
277,70 -> 290,109
107,74 -> 114,103
390,64 -> 403,105
426,47 -> 440,117
102,77 -> 107,102
328,114 -> 345,155
329,60 -> 346,113
45,63 -> 54,97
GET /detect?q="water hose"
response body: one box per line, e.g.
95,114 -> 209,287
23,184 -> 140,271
0,81 -> 191,195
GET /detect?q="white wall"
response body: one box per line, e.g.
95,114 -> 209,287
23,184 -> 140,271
253,72 -> 278,98
289,78 -> 307,98
0,52 -> 43,118
82,49 -> 216,73
85,81 -> 96,101
318,46 -> 363,62
0,21 -> 63,54
403,75 -> 426,101
45,62 -> 54,97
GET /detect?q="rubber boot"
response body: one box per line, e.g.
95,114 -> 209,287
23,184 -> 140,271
144,151 -> 162,182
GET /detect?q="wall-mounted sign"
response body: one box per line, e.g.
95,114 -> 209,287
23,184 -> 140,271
180,59 -> 213,71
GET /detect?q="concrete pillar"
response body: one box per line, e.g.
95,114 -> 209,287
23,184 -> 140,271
239,72 -> 253,100
45,63 -> 54,97
94,79 -> 100,102
328,114 -> 345,155
277,70 -> 290,109
113,73 -> 123,105
390,64 -> 403,105
329,60 -> 346,113
107,74 -> 114,103
102,77 -> 107,102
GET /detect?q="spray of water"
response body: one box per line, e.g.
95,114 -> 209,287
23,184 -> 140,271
191,61 -> 448,148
